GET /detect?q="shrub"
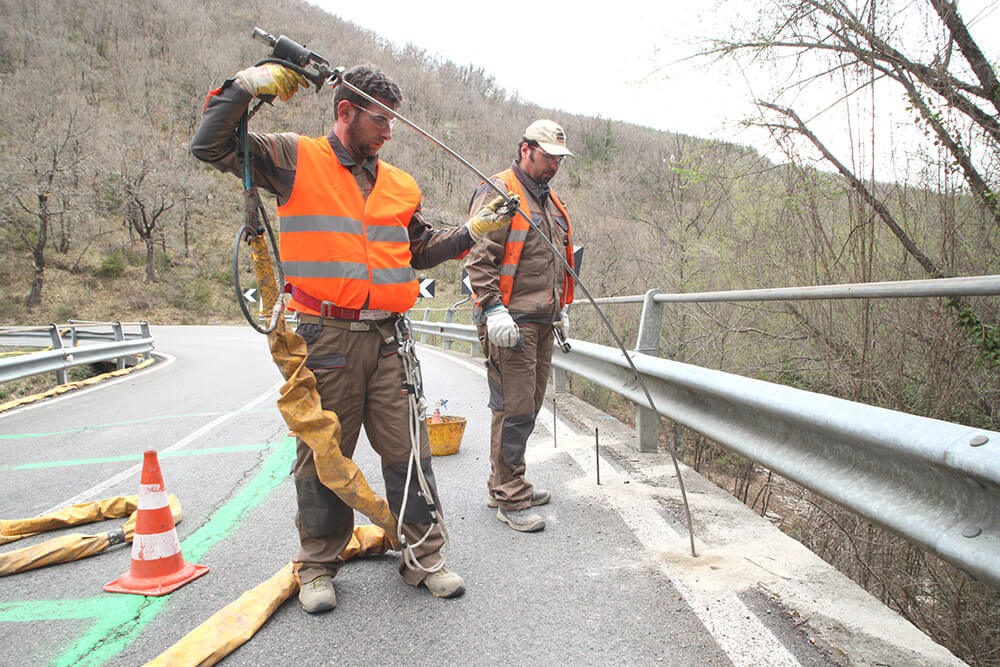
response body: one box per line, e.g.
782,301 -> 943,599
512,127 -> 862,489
54,304 -> 75,322
96,253 -> 126,278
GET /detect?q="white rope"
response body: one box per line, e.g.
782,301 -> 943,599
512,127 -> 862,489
395,318 -> 450,574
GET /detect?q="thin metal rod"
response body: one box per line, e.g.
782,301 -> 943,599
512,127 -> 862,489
553,397 -> 558,449
333,74 -> 697,557
595,427 -> 601,486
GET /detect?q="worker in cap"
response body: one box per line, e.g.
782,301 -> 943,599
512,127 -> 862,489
191,63 -> 519,611
464,119 -> 576,532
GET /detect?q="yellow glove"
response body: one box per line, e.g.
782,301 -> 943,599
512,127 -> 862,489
234,64 -> 309,102
466,192 -> 520,242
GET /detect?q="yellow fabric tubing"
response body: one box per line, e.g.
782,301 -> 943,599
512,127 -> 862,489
249,233 -> 399,546
1,495 -> 139,545
0,358 -> 155,414
0,496 -> 181,576
146,525 -> 393,667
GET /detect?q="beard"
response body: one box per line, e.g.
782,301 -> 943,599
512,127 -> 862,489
527,151 -> 556,183
345,118 -> 383,160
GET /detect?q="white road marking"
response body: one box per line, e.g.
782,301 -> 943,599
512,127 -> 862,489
42,380 -> 282,515
422,345 -> 801,666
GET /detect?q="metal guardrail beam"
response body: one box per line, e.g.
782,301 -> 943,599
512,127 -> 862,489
0,338 -> 155,383
0,322 -> 154,385
410,319 -> 1000,589
588,274 -> 1000,304
413,320 -> 479,345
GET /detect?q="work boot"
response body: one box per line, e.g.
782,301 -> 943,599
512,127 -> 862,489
299,575 -> 337,613
496,506 -> 545,532
487,489 -> 551,508
422,567 -> 466,598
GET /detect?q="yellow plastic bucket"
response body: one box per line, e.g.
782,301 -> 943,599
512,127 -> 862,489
426,415 -> 467,456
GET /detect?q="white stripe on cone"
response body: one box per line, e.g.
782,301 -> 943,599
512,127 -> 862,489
132,528 -> 182,561
137,488 -> 170,510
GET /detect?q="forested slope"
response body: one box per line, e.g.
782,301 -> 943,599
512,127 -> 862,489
2,0 -> 999,661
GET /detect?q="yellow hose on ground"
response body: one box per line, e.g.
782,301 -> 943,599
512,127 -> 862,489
0,358 -> 155,413
1,495 -> 139,545
248,234 -> 399,545
0,496 -> 181,576
145,525 -> 393,667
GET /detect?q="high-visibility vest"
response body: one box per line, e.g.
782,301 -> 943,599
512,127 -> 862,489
492,169 -> 575,308
278,136 -> 421,314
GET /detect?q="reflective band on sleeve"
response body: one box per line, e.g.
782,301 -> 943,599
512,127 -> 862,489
131,528 -> 182,561
137,488 -> 170,510
366,226 -> 410,243
283,261 -> 370,280
280,215 -> 364,235
371,266 -> 416,285
507,229 -> 529,243
500,265 -> 517,276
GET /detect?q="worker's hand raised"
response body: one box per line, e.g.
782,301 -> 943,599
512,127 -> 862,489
465,192 -> 520,242
235,64 -> 309,102
485,305 -> 520,348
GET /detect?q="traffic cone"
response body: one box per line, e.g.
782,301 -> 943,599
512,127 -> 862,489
104,451 -> 208,596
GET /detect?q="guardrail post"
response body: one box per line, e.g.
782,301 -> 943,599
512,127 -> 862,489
112,321 -> 126,370
553,305 -> 570,393
140,321 -> 152,361
420,309 -> 430,343
48,324 -> 68,385
443,309 -> 455,350
634,289 -> 664,452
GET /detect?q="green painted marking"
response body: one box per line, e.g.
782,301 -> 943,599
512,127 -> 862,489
58,598 -> 168,667
0,408 -> 275,440
0,438 -> 295,667
0,597 -> 140,622
10,441 -> 286,471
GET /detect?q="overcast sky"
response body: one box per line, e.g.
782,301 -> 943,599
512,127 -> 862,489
307,0 -> 1000,178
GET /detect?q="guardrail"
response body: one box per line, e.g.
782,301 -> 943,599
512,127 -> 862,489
409,275 -> 1000,590
0,321 -> 155,385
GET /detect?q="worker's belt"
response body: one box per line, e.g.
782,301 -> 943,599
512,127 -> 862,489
292,286 -> 395,321
297,313 -> 395,331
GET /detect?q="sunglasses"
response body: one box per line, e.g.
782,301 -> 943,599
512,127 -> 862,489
351,103 -> 397,129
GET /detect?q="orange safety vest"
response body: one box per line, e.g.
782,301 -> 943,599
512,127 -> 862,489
492,169 -> 575,308
278,136 -> 421,314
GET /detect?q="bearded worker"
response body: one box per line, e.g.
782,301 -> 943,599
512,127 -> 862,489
191,62 -> 517,611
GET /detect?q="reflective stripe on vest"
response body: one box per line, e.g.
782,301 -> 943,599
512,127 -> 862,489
492,169 -> 575,308
277,136 -> 421,314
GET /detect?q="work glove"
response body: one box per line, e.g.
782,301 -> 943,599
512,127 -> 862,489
234,63 -> 309,102
485,304 -> 520,348
465,192 -> 520,242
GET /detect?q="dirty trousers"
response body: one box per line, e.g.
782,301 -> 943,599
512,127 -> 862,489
486,323 -> 554,510
292,321 -> 444,586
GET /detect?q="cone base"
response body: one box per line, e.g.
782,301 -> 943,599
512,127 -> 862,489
104,560 -> 209,596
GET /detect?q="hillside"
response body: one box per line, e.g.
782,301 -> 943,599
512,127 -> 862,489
2,1 -> 999,662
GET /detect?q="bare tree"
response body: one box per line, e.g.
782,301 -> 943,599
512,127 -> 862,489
118,162 -> 176,283
0,104 -> 88,306
708,0 -> 1000,365
711,0 -> 1000,226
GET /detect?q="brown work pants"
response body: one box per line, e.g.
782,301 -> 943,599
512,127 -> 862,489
292,320 -> 444,587
485,323 -> 554,510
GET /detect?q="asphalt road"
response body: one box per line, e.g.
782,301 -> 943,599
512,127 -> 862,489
0,325 -> 964,666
